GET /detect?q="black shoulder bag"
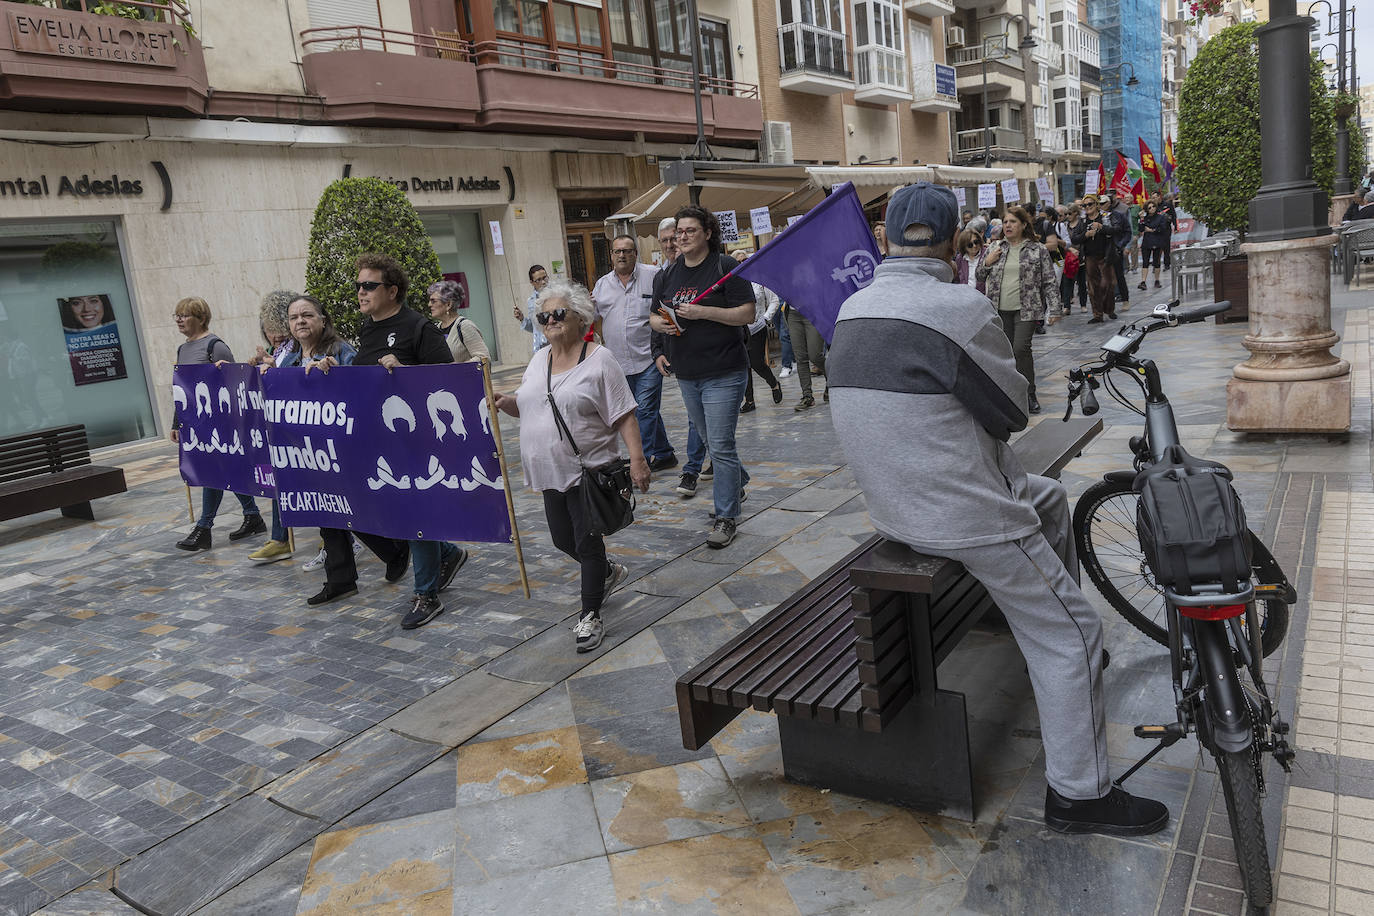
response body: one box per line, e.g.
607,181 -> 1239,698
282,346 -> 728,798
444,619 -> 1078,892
546,344 -> 636,537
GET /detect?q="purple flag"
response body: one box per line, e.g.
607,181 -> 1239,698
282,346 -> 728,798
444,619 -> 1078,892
260,363 -> 511,544
731,182 -> 880,343
173,363 -> 275,498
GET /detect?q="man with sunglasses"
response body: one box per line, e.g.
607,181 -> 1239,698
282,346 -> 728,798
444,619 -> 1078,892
1069,194 -> 1121,324
312,253 -> 469,630
593,235 -> 676,472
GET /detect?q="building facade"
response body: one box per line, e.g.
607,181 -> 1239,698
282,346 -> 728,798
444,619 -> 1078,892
0,0 -> 765,446
1088,0 -> 1163,166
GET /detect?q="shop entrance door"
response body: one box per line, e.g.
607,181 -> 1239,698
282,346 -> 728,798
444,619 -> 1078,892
420,211 -> 498,360
565,227 -> 611,290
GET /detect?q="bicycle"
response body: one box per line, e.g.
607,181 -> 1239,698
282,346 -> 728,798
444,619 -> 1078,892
1064,299 -> 1295,915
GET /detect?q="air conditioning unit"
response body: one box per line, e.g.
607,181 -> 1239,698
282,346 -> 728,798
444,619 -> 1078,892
946,26 -> 966,48
761,120 -> 794,165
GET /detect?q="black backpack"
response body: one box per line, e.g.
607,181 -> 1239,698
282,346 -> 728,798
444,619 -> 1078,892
1134,445 -> 1251,595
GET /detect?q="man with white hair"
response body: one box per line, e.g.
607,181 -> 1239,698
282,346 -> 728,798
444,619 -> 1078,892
827,182 -> 1168,838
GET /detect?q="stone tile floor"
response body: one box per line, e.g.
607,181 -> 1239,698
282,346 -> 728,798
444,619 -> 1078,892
3,276 -> 1371,914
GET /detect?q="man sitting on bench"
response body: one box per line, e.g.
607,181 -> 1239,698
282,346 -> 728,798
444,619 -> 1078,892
826,182 -> 1168,837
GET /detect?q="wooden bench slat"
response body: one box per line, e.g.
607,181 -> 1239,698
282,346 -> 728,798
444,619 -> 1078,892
748,603 -> 861,711
782,644 -> 863,719
855,606 -> 909,664
0,424 -> 124,524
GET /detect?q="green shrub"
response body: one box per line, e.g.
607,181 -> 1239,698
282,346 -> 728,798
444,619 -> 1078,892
305,178 -> 440,341
1177,21 -> 1334,236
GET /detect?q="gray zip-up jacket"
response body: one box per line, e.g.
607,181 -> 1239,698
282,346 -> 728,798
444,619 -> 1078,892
828,257 -> 1041,550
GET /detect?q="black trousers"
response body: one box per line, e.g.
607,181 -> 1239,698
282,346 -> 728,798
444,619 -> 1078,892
322,527 -> 407,587
1114,255 -> 1129,300
743,329 -> 779,405
543,487 -> 610,614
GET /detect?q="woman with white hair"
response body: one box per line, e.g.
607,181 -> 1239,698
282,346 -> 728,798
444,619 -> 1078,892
494,281 -> 651,653
428,279 -> 489,363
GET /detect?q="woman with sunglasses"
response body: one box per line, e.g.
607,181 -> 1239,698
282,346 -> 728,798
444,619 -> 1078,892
493,281 -> 651,653
954,230 -> 986,294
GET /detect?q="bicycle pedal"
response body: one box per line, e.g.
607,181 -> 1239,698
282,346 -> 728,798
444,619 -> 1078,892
1134,723 -> 1185,742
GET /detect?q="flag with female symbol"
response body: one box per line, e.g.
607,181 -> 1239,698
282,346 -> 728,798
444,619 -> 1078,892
728,182 -> 880,343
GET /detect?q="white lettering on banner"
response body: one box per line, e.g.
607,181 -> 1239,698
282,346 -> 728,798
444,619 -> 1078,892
1001,178 -> 1020,203
268,436 -> 342,474
977,184 -> 997,208
262,398 -> 354,434
279,491 -> 355,515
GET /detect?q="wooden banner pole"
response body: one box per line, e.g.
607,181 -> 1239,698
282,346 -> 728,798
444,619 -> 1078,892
185,485 -> 195,525
481,359 -> 531,599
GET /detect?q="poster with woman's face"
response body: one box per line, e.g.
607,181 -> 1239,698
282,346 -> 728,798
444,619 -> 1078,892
59,293 -> 127,386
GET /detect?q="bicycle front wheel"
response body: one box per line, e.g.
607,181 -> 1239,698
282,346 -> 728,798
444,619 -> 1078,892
1072,477 -> 1289,656
1215,745 -> 1273,913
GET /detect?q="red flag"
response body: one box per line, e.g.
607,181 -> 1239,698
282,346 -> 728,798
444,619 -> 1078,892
1096,160 -> 1107,195
1131,178 -> 1147,206
1164,134 -> 1176,179
1138,137 -> 1162,183
1109,151 -> 1132,198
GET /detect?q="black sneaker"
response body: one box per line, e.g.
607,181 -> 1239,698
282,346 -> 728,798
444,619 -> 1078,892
307,583 -> 357,606
401,594 -> 444,629
176,525 -> 211,551
228,515 -> 267,541
771,383 -> 783,404
700,462 -> 713,479
795,396 -> 815,412
740,402 -> 756,414
648,455 -> 678,472
437,546 -> 468,592
706,518 -> 737,549
574,611 -> 604,652
1044,785 -> 1169,837
1028,395 -> 1042,415
676,473 -> 698,497
385,548 -> 410,583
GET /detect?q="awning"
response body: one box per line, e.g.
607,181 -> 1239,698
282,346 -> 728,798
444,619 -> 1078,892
609,162 -> 1020,230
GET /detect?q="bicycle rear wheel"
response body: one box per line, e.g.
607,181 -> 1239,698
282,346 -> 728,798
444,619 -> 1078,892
1073,477 -> 1289,656
1215,745 -> 1273,914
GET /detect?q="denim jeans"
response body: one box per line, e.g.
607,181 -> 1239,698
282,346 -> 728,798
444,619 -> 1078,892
197,488 -> 260,529
775,311 -> 794,369
270,502 -> 288,542
411,540 -> 460,597
626,366 -> 673,461
683,422 -> 708,476
677,370 -> 749,520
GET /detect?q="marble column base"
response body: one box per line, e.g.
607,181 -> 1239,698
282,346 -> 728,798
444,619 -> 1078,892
1226,234 -> 1351,433
1226,373 -> 1352,433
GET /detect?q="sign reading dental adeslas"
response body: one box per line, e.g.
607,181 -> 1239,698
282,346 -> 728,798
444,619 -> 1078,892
359,175 -> 503,194
8,8 -> 181,67
1,173 -> 144,199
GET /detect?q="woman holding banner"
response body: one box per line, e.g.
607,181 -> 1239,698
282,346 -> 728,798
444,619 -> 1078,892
171,296 -> 266,551
493,281 -> 650,654
249,295 -> 357,565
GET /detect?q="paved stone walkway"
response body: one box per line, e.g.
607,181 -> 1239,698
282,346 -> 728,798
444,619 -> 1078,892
1,276 -> 1370,915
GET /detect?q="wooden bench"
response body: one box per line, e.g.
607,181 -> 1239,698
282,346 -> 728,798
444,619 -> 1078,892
675,417 -> 1103,820
0,425 -> 127,523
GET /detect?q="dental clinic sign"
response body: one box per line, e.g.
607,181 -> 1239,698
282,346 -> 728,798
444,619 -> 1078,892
8,7 -> 181,67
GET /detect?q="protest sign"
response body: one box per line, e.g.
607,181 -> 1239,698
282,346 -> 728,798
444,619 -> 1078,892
953,187 -> 967,207
977,184 -> 996,208
1035,177 -> 1053,204
261,363 -> 512,544
1085,170 -> 1100,195
749,206 -> 773,237
715,210 -> 740,243
1001,178 -> 1020,203
173,363 -> 275,498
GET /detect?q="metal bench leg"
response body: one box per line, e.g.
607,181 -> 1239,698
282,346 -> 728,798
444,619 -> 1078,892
777,688 -> 975,821
61,501 -> 95,521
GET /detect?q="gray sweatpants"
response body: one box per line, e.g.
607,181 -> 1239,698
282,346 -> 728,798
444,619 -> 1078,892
908,474 -> 1111,800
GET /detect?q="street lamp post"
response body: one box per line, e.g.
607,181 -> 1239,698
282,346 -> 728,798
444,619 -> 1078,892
981,16 -> 1037,169
1309,0 -> 1352,195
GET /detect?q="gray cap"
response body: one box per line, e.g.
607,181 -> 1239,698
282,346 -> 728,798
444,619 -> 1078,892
886,182 -> 959,247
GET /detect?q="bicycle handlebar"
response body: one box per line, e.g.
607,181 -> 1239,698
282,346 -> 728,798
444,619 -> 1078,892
1173,300 -> 1230,323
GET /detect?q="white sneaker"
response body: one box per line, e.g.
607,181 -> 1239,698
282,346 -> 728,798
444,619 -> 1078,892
301,547 -> 327,571
574,612 -> 604,652
779,367 -> 794,378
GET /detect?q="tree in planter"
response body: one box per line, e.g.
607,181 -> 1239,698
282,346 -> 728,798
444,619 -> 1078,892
1334,91 -> 1368,191
1176,21 -> 1335,237
305,178 -> 441,342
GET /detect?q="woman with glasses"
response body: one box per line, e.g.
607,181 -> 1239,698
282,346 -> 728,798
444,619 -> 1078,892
954,230 -> 986,294
493,281 -> 650,653
428,279 -> 490,363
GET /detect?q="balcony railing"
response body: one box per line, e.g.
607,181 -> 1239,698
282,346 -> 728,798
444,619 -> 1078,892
1037,125 -> 1065,154
956,127 -> 1027,153
951,44 -> 1025,70
777,22 -> 851,80
910,61 -> 957,110
855,46 -> 909,101
300,27 -> 757,98
23,0 -> 195,30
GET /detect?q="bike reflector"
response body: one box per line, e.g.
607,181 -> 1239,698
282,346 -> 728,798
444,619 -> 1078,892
1177,603 -> 1247,621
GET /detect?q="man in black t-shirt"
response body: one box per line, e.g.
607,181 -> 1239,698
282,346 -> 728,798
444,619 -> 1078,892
309,253 -> 469,630
649,207 -> 756,549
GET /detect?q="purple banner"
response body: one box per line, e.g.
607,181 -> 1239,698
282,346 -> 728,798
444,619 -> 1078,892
260,363 -> 511,544
172,363 -> 275,498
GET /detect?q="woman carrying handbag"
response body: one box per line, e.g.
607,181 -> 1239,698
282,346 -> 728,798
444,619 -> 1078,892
494,281 -> 651,652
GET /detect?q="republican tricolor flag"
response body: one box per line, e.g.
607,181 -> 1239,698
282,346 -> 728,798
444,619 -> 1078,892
1138,137 -> 1162,183
1164,134 -> 1176,180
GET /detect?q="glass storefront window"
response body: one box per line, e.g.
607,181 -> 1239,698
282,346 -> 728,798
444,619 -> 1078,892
0,220 -> 155,448
419,211 -> 499,361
